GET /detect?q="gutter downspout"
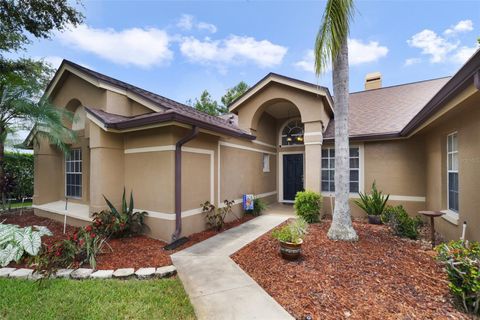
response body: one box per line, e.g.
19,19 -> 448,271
172,126 -> 199,242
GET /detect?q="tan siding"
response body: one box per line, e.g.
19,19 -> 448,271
422,91 -> 480,241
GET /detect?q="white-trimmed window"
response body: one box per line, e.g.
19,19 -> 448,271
263,154 -> 270,173
281,120 -> 304,146
447,133 -> 459,212
66,149 -> 82,198
321,147 -> 360,193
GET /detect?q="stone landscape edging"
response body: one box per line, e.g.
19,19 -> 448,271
0,265 -> 176,280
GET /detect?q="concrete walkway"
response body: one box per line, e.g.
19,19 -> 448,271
171,214 -> 293,320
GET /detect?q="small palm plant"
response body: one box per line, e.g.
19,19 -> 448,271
93,189 -> 148,237
354,181 -> 389,224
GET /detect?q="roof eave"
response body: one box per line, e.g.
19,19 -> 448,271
86,108 -> 255,140
401,49 -> 480,136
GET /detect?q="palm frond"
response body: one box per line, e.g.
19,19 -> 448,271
314,0 -> 355,75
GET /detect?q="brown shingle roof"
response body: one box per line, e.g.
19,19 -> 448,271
323,77 -> 451,140
59,60 -> 253,139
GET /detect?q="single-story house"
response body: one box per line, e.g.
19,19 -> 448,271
27,49 -> 480,242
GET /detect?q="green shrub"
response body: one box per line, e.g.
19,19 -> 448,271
354,181 -> 389,216
2,152 -> 33,202
32,225 -> 107,275
382,205 -> 421,239
244,198 -> 267,216
0,223 -> 52,266
436,240 -> 480,314
271,218 -> 308,244
92,189 -> 148,238
202,200 -> 235,231
294,191 -> 322,223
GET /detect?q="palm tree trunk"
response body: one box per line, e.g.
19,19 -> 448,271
327,39 -> 358,241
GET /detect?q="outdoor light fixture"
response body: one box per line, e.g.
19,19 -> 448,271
296,136 -> 303,142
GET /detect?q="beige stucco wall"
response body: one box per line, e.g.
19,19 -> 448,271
235,82 -> 330,134
363,138 -> 426,197
420,89 -> 480,241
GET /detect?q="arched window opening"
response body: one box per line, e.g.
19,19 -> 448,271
281,119 -> 304,145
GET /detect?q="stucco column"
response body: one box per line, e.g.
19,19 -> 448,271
304,121 -> 323,193
89,122 -> 125,215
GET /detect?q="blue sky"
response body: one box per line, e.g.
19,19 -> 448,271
15,0 -> 480,104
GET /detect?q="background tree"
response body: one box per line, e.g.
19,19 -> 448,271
315,0 -> 358,241
0,0 -> 83,54
189,81 -> 250,116
0,1 -> 83,206
220,81 -> 249,113
0,60 -> 76,207
190,90 -> 222,116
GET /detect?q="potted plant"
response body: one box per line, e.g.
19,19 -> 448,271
354,181 -> 389,224
271,218 -> 308,261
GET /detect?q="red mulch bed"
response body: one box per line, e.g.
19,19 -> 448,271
231,220 -> 468,320
2,210 -> 254,269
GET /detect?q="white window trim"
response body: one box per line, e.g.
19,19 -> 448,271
441,209 -> 459,225
263,154 -> 270,173
446,132 -> 459,216
320,144 -> 364,195
65,148 -> 82,199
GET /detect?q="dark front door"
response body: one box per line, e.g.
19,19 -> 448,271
283,154 -> 304,201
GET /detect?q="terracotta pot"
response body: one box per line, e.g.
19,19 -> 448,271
368,215 -> 382,225
279,239 -> 303,261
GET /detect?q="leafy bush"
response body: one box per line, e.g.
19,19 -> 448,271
3,152 -> 34,201
92,189 -> 147,238
202,200 -> 234,231
294,191 -> 322,223
382,205 -> 421,239
244,198 -> 267,216
436,240 -> 480,314
271,218 -> 308,244
32,225 -> 107,275
354,181 -> 389,216
0,223 -> 52,266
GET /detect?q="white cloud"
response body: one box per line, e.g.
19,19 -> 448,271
349,39 -> 389,65
177,14 -> 194,30
177,14 -> 217,33
294,38 -> 388,73
407,29 -> 458,63
180,35 -> 287,68
294,50 -> 317,72
58,24 -> 173,68
407,19 -> 477,65
404,57 -> 421,67
452,45 -> 479,64
444,19 -> 474,36
197,22 -> 217,34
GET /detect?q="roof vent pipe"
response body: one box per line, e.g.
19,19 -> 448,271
171,126 -> 199,242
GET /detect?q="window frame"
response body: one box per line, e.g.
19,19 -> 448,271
262,154 -> 270,173
321,145 -> 363,195
446,132 -> 459,214
279,118 -> 305,147
65,148 -> 82,199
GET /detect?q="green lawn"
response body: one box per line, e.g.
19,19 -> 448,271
0,278 -> 195,320
9,201 -> 32,208
0,201 -> 32,210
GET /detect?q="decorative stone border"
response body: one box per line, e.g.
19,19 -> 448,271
0,266 -> 176,280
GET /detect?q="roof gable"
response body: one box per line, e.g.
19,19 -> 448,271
228,73 -> 334,114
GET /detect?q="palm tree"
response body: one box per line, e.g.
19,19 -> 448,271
0,59 -> 76,207
314,0 -> 358,241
